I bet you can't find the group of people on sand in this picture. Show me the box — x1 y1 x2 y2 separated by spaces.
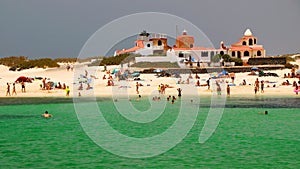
6 81 26 96
103 73 115 86
254 78 264 94
158 84 168 94
66 64 73 71
41 77 70 96
284 68 298 78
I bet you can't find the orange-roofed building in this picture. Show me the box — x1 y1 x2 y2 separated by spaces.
114 31 171 56
227 29 266 61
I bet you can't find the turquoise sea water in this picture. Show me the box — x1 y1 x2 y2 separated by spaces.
0 96 300 168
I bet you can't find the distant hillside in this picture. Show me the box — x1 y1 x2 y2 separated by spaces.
0 56 59 71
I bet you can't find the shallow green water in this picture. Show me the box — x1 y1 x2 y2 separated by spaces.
0 97 300 168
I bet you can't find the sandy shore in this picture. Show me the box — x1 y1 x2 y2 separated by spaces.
1 62 300 99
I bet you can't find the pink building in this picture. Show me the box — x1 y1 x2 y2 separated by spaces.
227 29 266 60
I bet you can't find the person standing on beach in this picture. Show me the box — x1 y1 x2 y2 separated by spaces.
160 84 165 94
136 82 139 94
196 80 200 87
207 78 210 90
21 81 26 93
6 83 11 96
42 77 46 90
158 85 161 94
255 78 260 92
230 72 235 84
12 83 17 96
294 85 299 95
65 86 70 96
254 85 258 94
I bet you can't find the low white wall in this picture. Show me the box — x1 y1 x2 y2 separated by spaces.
135 55 177 63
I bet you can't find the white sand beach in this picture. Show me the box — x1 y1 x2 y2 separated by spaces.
1 62 300 98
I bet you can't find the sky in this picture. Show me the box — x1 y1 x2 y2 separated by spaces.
0 0 300 58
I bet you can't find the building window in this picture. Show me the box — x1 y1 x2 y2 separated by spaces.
242 41 247 45
249 39 253 45
232 51 235 57
179 52 184 57
210 51 215 57
158 40 162 46
254 38 257 44
237 51 241 58
244 51 250 57
220 51 224 55
257 50 262 56
147 44 151 48
190 44 193 48
201 51 208 57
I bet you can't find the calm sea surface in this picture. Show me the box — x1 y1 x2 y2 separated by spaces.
0 96 300 168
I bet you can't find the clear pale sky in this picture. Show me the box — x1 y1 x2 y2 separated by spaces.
0 0 299 58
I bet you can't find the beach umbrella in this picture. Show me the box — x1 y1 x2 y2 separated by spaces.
221 70 228 75
111 68 120 74
15 76 32 83
296 70 300 74
251 67 259 71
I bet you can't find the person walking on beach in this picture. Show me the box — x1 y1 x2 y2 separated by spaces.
261 80 265 93
227 84 230 96
6 83 11 96
12 83 17 96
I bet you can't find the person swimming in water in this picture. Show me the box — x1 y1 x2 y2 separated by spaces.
42 111 52 118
